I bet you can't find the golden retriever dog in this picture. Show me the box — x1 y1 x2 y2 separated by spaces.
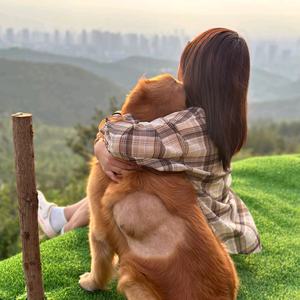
79 74 238 300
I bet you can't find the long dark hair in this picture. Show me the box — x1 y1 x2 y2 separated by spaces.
179 28 249 171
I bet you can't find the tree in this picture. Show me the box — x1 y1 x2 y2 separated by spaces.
66 96 120 178
0 183 21 260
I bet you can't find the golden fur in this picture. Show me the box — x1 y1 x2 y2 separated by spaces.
79 74 238 300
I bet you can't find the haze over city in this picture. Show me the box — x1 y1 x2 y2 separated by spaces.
1 0 300 39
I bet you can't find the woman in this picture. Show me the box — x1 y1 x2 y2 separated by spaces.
38 28 261 254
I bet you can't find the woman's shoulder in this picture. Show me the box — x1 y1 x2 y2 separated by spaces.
150 107 207 138
159 107 206 124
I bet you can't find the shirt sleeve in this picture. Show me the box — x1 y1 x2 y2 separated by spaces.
100 107 211 172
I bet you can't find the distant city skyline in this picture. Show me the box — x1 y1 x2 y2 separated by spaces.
1 0 300 39
1 25 300 82
0 26 191 62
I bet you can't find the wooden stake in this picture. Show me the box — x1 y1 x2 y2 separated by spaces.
12 112 45 300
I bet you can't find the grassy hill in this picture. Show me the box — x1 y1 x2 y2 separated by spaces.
0 155 299 300
0 58 126 126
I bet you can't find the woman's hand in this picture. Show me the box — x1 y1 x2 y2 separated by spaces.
94 141 139 183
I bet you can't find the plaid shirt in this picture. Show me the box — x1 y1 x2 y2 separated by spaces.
99 107 262 254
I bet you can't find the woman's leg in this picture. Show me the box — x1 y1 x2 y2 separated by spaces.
64 197 89 232
38 191 90 237
64 197 88 222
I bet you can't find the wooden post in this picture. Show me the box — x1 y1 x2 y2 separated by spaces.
12 112 45 300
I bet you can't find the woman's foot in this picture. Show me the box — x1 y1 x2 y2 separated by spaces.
37 191 67 238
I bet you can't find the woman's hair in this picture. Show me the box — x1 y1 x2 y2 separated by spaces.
179 28 250 171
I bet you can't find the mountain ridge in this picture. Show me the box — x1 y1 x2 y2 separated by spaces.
0 48 296 102
1 51 299 127
248 96 300 122
0 48 178 89
0 58 127 126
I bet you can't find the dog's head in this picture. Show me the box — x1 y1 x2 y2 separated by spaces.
121 74 186 122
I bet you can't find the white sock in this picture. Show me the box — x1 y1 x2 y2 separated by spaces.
50 207 67 233
60 225 66 235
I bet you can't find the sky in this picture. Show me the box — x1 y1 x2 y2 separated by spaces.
1 0 300 40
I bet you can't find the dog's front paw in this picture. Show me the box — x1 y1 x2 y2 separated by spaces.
79 272 101 291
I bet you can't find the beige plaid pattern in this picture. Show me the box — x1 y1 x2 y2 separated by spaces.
99 107 262 254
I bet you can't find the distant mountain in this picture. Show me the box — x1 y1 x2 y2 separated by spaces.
261 79 300 101
0 48 177 89
248 68 292 101
248 96 300 121
119 56 178 76
0 58 127 126
1 48 295 102
1 49 299 127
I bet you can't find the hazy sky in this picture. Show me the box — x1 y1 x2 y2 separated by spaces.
1 0 300 39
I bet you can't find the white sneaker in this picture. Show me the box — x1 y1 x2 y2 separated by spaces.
37 191 59 238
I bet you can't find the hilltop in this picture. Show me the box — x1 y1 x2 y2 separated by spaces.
0 58 127 126
0 155 299 300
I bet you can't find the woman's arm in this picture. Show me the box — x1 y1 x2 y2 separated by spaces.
99 107 209 173
94 140 140 183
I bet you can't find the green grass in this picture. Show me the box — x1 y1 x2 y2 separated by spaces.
0 155 299 300
0 228 125 300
